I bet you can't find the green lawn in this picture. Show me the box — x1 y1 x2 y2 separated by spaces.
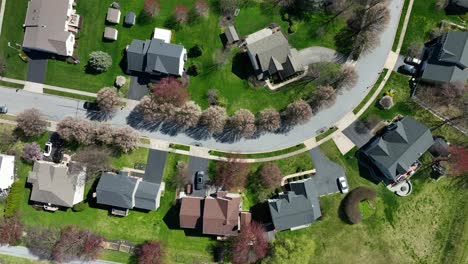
43 89 96 102
0 0 346 114
270 139 468 263
401 0 466 54
208 143 306 159
0 254 50 264
392 0 410 51
353 69 388 114
13 151 214 263
0 80 24 89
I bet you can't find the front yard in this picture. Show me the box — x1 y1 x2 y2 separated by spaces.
0 0 346 114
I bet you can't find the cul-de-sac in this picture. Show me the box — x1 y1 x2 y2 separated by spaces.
0 0 466 263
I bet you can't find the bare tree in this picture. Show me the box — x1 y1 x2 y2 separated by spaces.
56 117 95 145
259 163 282 189
335 64 358 91
174 5 189 24
73 147 112 180
135 241 165 264
22 143 42 162
200 106 228 134
52 226 104 263
144 0 160 17
111 126 138 153
94 123 114 145
25 227 61 260
173 101 202 128
0 215 24 246
283 100 313 126
229 109 256 138
16 108 47 138
257 108 281 133
150 77 189 107
441 81 467 104
96 87 120 113
214 158 250 191
173 161 189 188
309 85 337 112
138 96 177 122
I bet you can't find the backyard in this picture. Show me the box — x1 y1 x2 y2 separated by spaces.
0 0 346 114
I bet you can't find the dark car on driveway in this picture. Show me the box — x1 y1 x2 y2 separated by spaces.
399 64 417 76
195 171 204 190
83 101 100 111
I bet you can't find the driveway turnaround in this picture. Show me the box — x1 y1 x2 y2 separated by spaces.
308 147 345 196
342 120 373 148
26 51 48 83
188 156 209 197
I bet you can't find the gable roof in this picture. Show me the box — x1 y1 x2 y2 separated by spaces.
96 172 138 209
202 192 241 236
127 38 185 76
22 0 74 56
27 161 85 207
134 181 159 210
422 31 468 83
225 26 239 44
0 154 15 190
268 178 321 231
246 32 302 78
361 117 434 182
179 196 204 229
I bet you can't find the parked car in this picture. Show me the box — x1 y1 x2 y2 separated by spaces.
338 177 349 194
404 56 422 65
195 171 204 190
43 142 53 157
83 101 100 111
0 105 7 114
399 65 417 75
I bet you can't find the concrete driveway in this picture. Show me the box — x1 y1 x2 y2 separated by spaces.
298 46 346 66
26 51 48 83
309 147 345 196
188 156 209 197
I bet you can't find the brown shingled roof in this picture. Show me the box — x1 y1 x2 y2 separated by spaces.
179 196 203 229
202 193 241 236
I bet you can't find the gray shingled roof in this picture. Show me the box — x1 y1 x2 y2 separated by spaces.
96 173 138 209
362 117 434 182
134 181 160 210
268 178 321 231
127 38 185 76
422 31 468 83
27 161 85 207
451 0 468 8
246 32 302 79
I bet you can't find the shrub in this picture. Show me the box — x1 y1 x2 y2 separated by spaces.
22 143 42 162
72 202 88 212
174 5 189 24
207 89 219 105
115 76 126 88
87 51 112 73
4 182 22 217
187 64 201 76
379 95 394 110
0 215 24 246
230 221 268 264
407 42 423 57
288 23 298 34
343 186 377 224
259 163 282 189
188 45 203 58
194 0 209 17
135 241 165 264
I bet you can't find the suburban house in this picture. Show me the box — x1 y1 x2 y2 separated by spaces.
126 28 187 76
27 160 86 211
244 26 304 81
22 0 81 57
420 31 468 84
96 150 165 216
268 178 322 231
0 154 15 192
179 192 250 237
360 116 434 185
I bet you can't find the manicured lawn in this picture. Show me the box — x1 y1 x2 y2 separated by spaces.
316 127 337 141
0 0 346 114
392 0 411 51
208 143 306 158
0 254 50 264
0 80 24 89
401 0 466 54
271 139 468 263
43 89 96 102
13 150 214 263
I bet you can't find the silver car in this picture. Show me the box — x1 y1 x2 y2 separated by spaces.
338 177 349 194
0 105 7 114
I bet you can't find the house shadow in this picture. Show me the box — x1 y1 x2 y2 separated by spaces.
219 33 228 48
231 52 254 80
445 5 468 15
355 149 383 185
119 48 128 74
250 202 272 224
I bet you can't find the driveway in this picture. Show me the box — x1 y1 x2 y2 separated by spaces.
342 120 373 148
298 46 346 65
143 149 167 183
26 51 48 83
128 75 150 100
188 156 209 197
308 147 345 196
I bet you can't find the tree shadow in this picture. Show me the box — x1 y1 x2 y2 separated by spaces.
338 194 353 224
213 127 242 143
160 121 186 136
334 28 354 56
185 125 212 141
231 52 254 80
86 110 115 122
126 108 163 132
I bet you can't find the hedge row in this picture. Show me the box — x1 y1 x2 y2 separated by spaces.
4 181 23 217
343 186 377 224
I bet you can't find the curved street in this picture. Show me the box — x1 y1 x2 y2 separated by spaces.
0 0 404 153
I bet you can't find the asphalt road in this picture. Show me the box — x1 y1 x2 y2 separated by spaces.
0 245 121 264
0 0 403 153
